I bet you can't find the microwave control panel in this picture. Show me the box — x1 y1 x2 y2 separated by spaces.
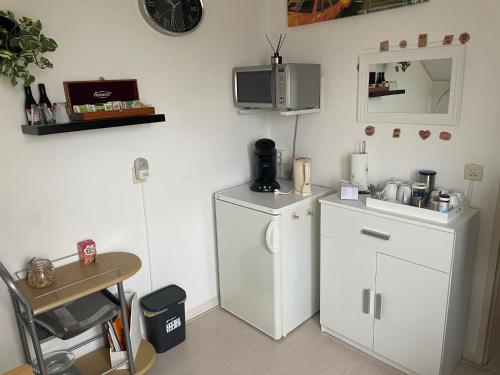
276 66 287 110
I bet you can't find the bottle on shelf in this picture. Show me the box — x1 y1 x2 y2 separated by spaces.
38 84 53 124
376 72 386 87
38 84 52 109
24 85 37 125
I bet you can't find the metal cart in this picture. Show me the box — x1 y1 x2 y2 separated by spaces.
0 252 155 375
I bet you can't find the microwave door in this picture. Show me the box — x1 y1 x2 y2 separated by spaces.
233 66 275 109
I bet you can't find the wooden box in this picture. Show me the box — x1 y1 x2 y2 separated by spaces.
63 79 155 121
368 87 390 94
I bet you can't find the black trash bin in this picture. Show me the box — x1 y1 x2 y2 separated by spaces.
140 284 187 353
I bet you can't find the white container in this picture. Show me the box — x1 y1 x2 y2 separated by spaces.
351 153 368 192
366 197 470 224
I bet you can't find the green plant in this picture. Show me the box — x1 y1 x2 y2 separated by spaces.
395 61 411 73
0 10 58 86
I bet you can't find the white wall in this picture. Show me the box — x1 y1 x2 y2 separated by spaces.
431 80 451 114
0 0 269 371
266 0 500 358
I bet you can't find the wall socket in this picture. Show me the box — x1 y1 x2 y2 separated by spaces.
276 149 291 179
464 163 484 182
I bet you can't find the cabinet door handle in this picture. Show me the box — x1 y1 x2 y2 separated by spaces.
362 289 371 314
361 229 391 241
374 293 382 320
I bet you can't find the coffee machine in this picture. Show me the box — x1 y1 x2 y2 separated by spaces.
251 139 280 192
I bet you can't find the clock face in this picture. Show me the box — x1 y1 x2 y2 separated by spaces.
140 0 204 35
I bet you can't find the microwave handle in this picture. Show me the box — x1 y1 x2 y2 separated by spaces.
271 65 277 108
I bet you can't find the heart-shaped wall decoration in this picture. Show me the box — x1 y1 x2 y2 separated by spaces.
419 130 431 140
393 128 401 138
365 126 375 136
440 131 452 141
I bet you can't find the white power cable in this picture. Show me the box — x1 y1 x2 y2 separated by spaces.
140 183 154 293
274 189 293 196
467 180 474 200
292 114 300 160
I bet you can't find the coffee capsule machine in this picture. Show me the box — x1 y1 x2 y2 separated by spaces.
250 139 280 192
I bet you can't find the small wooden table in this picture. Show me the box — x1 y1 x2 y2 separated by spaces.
1 252 155 375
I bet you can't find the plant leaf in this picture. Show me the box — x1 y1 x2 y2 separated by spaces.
39 56 53 69
41 36 57 52
0 10 58 86
0 50 15 60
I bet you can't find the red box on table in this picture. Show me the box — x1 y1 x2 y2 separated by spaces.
77 239 97 265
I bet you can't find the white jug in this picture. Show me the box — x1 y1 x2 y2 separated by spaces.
293 157 312 195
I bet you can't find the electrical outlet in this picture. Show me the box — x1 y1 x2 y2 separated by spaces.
276 149 286 165
464 163 484 182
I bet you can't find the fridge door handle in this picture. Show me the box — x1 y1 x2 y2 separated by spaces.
265 220 279 255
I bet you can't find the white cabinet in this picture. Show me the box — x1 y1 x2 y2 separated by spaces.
320 236 376 348
320 194 478 375
374 254 449 375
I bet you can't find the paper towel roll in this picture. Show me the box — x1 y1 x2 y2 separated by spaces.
351 153 369 191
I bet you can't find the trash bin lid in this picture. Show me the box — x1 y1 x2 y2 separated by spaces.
140 284 186 313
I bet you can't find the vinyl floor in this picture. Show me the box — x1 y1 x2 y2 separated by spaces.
149 308 498 375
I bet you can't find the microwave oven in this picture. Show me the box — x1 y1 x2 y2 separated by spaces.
233 63 321 111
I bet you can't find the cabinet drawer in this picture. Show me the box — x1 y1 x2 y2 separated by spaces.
321 204 454 273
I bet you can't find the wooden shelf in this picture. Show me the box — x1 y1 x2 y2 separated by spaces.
21 114 165 136
75 340 155 375
369 89 406 98
15 252 141 315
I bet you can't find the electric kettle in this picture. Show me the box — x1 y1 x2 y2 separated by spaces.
293 157 312 195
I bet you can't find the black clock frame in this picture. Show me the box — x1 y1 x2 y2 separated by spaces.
138 0 204 36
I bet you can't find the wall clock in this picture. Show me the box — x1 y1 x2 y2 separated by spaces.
138 0 204 36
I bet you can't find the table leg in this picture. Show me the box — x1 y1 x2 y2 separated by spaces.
117 282 136 374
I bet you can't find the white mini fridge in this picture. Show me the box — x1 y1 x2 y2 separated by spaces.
215 180 331 340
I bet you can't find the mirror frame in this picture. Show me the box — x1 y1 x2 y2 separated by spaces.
357 45 465 126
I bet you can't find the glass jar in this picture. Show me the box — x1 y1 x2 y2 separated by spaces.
27 258 55 289
438 194 451 213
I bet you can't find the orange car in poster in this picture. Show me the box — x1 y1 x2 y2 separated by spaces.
288 0 429 27
288 0 351 27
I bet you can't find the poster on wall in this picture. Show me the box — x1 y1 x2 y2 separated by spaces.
288 0 430 28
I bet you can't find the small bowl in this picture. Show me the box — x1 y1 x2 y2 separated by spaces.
32 350 75 374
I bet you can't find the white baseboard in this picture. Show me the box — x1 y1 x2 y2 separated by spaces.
186 297 219 322
462 350 475 362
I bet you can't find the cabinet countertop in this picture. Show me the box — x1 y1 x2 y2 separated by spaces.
320 193 478 233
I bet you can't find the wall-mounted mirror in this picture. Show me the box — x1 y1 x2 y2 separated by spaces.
357 46 465 125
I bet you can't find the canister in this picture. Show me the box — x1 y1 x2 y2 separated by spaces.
419 170 437 195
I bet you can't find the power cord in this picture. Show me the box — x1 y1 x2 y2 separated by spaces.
274 189 293 195
467 180 474 199
140 183 154 293
292 114 300 160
